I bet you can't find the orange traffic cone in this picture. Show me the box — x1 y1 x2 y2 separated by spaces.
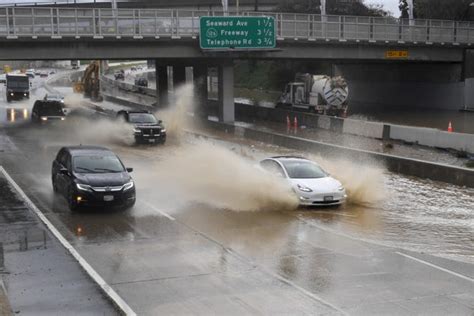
448 121 453 133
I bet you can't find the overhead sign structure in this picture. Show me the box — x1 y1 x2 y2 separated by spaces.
200 16 276 50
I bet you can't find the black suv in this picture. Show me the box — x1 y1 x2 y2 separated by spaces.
117 110 166 144
31 100 66 123
51 146 136 210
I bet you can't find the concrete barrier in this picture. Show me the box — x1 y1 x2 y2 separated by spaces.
205 120 474 188
102 74 474 154
343 118 385 139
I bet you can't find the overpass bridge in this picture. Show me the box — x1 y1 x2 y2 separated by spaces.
1 7 473 121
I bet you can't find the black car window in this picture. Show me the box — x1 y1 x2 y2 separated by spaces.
38 102 64 116
260 160 286 177
65 153 72 171
281 160 328 179
73 155 125 173
128 113 157 124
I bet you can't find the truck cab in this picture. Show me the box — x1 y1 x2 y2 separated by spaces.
6 74 30 102
278 82 308 109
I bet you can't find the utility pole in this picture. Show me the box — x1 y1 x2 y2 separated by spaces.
320 0 327 16
321 0 327 37
222 0 229 16
407 0 414 19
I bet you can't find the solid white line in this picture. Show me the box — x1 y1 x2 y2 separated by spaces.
0 166 137 316
140 200 176 221
396 252 474 283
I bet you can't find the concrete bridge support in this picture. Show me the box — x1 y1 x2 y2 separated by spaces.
172 65 187 89
464 50 474 110
156 63 169 107
217 61 235 122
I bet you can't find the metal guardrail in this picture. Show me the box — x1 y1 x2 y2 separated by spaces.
0 7 473 45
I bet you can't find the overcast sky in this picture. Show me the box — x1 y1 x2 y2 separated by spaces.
364 0 401 16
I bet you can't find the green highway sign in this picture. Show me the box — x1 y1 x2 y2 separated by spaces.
200 16 276 50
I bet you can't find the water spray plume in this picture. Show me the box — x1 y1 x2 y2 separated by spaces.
153 141 299 212
309 154 386 206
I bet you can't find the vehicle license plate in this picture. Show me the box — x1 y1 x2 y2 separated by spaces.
104 195 114 202
148 139 156 143
324 196 333 201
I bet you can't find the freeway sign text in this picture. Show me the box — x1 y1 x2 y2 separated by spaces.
200 16 276 50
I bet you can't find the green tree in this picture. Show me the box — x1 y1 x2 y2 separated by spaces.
399 0 409 18
413 0 472 20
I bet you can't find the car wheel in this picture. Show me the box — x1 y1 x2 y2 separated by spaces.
68 189 78 211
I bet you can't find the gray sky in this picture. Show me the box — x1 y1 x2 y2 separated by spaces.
364 0 401 16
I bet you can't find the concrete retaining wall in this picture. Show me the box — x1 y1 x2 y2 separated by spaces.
205 120 474 188
101 75 156 97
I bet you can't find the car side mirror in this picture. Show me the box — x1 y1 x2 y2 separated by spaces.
126 168 133 173
158 120 162 124
60 167 69 175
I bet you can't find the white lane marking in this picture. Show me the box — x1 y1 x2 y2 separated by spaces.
396 252 474 283
139 200 176 221
0 166 137 316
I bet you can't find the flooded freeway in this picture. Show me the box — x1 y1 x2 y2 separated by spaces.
0 92 473 314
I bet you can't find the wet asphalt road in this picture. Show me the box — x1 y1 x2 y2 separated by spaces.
0 88 473 315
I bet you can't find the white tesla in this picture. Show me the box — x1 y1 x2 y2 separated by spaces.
260 156 347 206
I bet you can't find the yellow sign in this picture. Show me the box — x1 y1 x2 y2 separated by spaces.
385 50 408 59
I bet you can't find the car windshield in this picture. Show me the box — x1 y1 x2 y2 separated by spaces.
281 160 327 179
73 155 124 173
47 95 62 100
38 103 64 116
128 113 157 124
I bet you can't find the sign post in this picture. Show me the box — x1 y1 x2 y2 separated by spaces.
200 16 276 50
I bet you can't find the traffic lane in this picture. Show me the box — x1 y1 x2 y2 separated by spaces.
1 117 473 314
0 122 343 314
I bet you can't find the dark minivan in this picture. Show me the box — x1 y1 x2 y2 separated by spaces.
52 146 136 211
31 100 66 123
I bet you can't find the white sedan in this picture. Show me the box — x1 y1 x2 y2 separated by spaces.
260 156 347 206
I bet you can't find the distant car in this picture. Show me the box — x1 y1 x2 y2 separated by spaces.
0 74 6 84
114 72 125 80
51 146 136 211
31 100 66 123
134 77 148 87
44 93 64 104
136 65 143 70
130 66 137 71
25 70 35 78
40 72 48 78
259 156 347 206
34 70 41 76
49 70 56 75
117 110 166 144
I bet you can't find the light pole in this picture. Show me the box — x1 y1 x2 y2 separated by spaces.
320 0 327 37
408 0 414 25
222 0 229 16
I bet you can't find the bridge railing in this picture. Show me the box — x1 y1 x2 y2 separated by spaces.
0 7 473 45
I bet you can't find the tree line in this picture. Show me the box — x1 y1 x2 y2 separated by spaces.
276 0 474 20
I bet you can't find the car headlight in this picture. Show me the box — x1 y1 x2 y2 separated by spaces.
338 185 345 191
24 93 27 96
123 181 134 191
133 128 141 133
60 117 66 121
10 93 14 96
41 116 48 121
76 183 92 192
161 129 166 133
297 184 313 192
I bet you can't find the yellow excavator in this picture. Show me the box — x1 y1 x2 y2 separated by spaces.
73 60 103 102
